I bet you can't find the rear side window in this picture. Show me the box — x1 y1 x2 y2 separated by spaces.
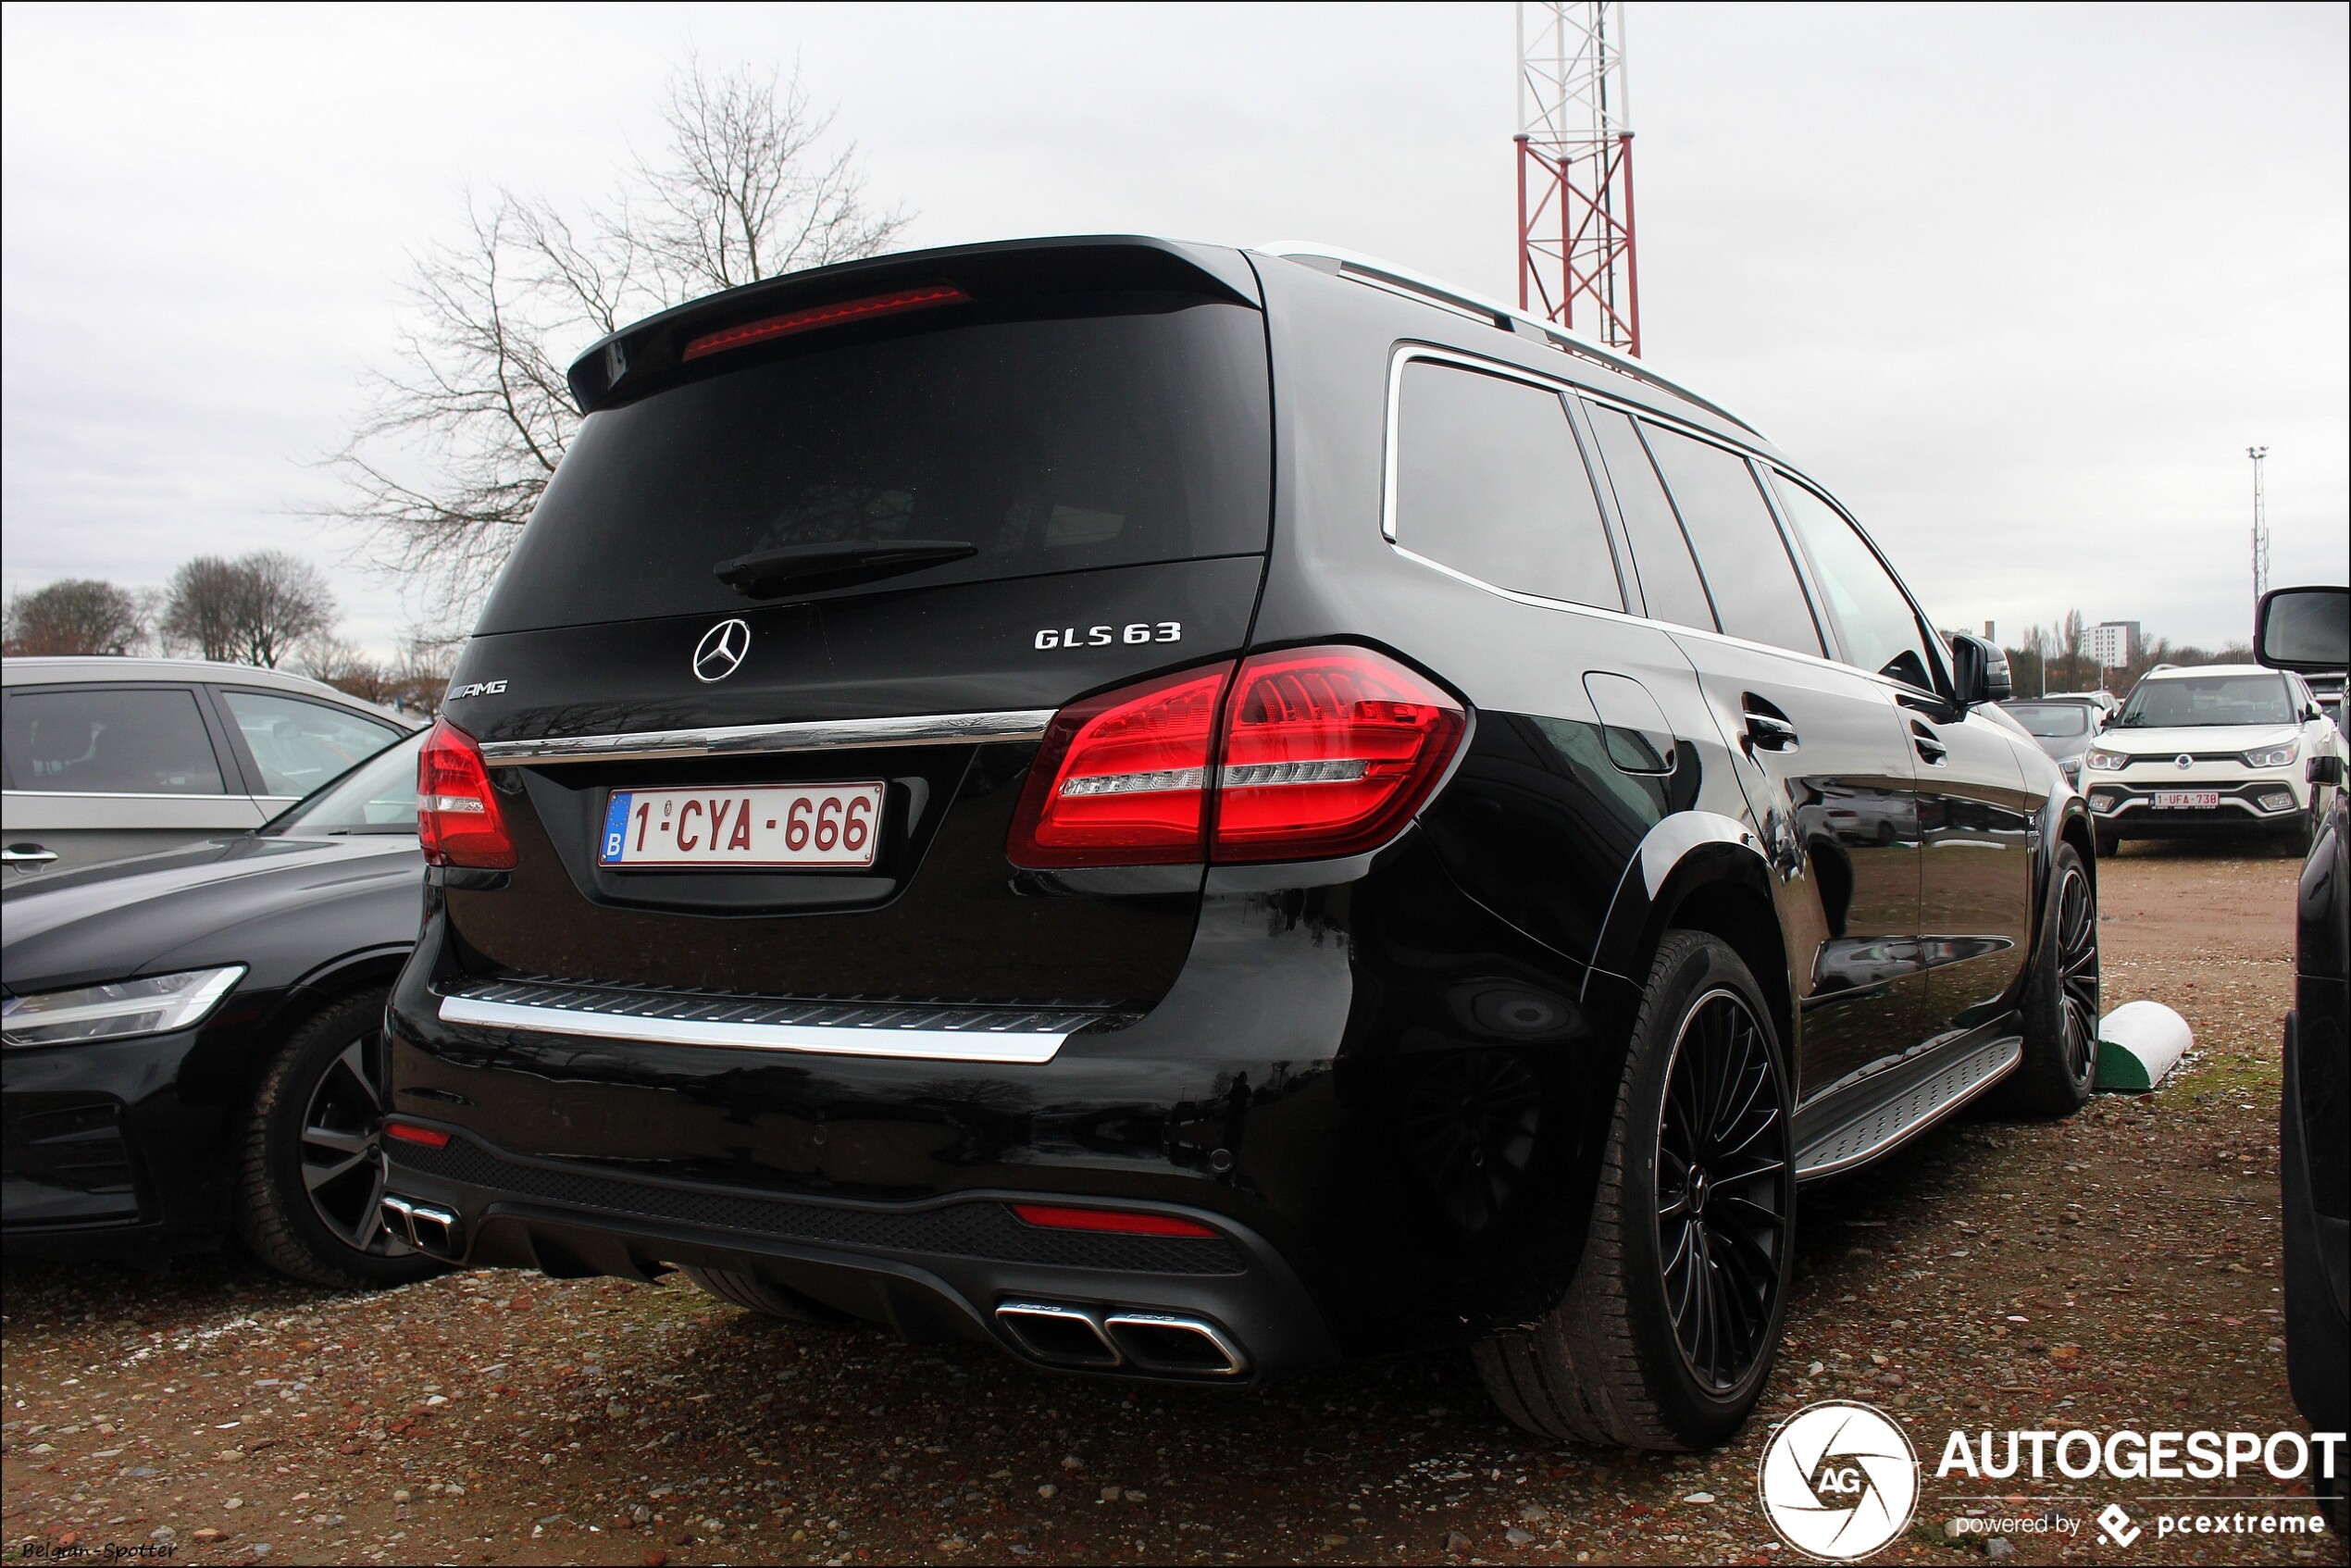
1582 406 1716 630
3 688 226 795
479 299 1272 633
218 690 404 798
1769 475 1939 691
1390 360 1623 610
1639 425 1824 657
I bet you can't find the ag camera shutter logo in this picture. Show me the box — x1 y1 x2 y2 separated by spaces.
1757 1400 1920 1561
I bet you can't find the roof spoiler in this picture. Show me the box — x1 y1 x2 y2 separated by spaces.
565 236 1261 414
1255 241 1763 440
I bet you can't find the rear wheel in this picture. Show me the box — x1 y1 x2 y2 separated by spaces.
235 989 440 1288
1474 932 1794 1450
679 1264 854 1326
1997 843 2100 1117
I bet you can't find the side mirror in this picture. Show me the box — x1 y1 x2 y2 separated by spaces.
1949 632 2012 708
2255 585 2350 673
2310 754 2345 788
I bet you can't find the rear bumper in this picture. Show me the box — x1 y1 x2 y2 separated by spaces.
382 1123 1337 1382
0 1026 230 1259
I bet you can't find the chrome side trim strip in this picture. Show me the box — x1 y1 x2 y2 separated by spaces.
476 708 1056 765
437 993 1069 1064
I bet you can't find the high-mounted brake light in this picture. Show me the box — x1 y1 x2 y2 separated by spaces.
417 717 516 870
680 284 971 362
1006 646 1465 869
1010 1202 1219 1238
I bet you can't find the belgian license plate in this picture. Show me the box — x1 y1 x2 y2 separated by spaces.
598 783 885 867
2152 790 2220 810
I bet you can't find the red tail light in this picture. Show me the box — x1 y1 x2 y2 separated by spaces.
680 284 971 361
417 717 516 870
1006 647 1464 869
1212 648 1466 862
1010 1202 1219 1238
1007 664 1232 867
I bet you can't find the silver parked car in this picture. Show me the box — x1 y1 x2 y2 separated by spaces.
2 657 419 877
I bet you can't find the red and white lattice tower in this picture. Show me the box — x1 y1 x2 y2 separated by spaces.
1516 1 1640 355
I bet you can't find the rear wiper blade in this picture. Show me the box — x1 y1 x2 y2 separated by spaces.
715 540 976 600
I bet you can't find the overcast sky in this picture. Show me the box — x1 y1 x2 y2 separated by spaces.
5 2 2345 657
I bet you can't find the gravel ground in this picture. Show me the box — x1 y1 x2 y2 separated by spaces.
6 838 2345 1566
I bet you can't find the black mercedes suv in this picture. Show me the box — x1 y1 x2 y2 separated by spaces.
380 236 2099 1450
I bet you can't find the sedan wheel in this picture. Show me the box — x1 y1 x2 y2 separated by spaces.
236 987 442 1288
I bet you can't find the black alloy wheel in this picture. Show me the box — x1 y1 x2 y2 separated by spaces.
2052 858 2101 1089
298 1032 405 1258
1655 988 1792 1392
236 988 441 1288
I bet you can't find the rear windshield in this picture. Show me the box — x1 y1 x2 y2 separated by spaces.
479 297 1272 633
2003 702 2091 738
2117 673 2295 728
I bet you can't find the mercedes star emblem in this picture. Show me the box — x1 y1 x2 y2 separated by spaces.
693 618 752 683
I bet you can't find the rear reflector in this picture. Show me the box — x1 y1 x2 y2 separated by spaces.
1005 646 1464 868
417 718 516 870
680 284 971 361
1010 1203 1219 1238
382 1122 453 1149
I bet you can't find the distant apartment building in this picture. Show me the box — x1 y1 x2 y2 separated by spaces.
2077 620 2140 668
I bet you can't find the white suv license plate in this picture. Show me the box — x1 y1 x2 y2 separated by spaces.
598 783 885 868
2152 790 2221 810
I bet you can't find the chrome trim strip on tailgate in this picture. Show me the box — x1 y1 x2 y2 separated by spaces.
437 994 1072 1064
476 709 1056 766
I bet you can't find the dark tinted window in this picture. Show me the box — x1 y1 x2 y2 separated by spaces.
219 690 402 797
4 688 226 794
1769 475 1937 690
479 300 1272 633
1640 425 1823 656
1583 406 1716 630
1391 361 1622 610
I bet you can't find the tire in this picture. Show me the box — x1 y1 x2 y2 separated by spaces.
1473 931 1795 1450
2093 828 2121 858
1996 842 2100 1118
234 988 441 1288
679 1263 854 1326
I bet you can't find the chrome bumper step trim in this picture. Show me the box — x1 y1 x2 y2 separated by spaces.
436 993 1073 1064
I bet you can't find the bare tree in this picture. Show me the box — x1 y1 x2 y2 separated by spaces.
163 551 337 668
3 579 150 656
329 61 908 637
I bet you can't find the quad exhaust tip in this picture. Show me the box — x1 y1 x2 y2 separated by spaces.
380 1193 463 1257
994 1300 1247 1378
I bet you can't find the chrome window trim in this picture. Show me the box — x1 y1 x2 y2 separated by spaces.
0 788 250 802
437 993 1071 1064
475 708 1056 766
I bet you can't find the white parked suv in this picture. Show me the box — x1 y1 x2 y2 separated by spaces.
2083 663 2345 855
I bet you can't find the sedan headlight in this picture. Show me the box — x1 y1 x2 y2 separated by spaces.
2084 748 2129 772
2243 740 2300 769
2 966 246 1049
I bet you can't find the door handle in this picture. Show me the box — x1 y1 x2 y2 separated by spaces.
1910 721 1949 765
1744 712 1800 753
2 842 59 868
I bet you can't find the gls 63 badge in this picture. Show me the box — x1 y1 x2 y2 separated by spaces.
1035 622 1182 650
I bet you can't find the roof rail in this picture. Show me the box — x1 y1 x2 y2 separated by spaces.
1255 242 1764 439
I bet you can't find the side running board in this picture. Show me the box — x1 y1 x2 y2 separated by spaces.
1793 1031 2021 1181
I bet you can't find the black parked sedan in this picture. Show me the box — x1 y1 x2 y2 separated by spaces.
3 731 433 1286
